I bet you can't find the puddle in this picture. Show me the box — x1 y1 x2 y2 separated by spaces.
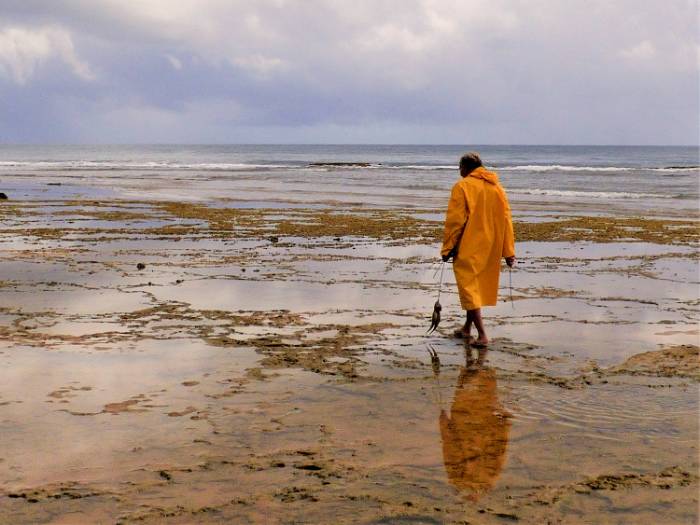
152 277 422 313
518 241 695 259
0 339 260 489
0 289 153 315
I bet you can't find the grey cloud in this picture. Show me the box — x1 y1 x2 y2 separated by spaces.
0 0 697 144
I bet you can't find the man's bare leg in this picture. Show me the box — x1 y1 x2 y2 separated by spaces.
454 310 474 339
454 310 474 340
464 310 473 341
469 308 488 346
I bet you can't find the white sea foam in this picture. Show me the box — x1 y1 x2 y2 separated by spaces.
394 165 455 170
0 161 295 171
510 189 672 199
498 164 699 173
499 164 632 172
0 160 697 173
317 163 698 172
328 163 697 172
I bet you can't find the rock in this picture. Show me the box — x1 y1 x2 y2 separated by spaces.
136 263 146 270
0 192 7 200
269 236 279 243
295 464 322 471
308 162 371 167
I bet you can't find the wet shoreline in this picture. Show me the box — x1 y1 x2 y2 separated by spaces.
0 195 698 524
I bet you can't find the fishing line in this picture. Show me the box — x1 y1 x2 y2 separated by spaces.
509 265 514 309
437 260 445 302
431 261 443 280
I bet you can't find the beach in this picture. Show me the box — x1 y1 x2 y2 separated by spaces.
0 145 698 524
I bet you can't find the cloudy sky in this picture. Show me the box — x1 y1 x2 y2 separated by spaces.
0 1 697 144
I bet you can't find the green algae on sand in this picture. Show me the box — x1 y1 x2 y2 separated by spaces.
1 199 698 245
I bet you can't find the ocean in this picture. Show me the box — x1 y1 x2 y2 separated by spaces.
0 145 697 215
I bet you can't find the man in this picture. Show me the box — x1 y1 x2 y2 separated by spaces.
441 152 515 346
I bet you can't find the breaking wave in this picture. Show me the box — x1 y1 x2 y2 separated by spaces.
510 189 674 199
0 161 296 171
0 161 697 173
498 164 699 173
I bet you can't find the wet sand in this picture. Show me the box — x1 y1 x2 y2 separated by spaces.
0 197 698 524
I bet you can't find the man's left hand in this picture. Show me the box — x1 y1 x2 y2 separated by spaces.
442 248 457 262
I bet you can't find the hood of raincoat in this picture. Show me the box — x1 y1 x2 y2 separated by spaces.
467 166 499 185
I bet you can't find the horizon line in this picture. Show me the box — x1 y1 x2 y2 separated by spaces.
0 143 697 148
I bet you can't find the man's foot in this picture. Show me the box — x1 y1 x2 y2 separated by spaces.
453 326 470 340
471 335 489 347
454 328 479 345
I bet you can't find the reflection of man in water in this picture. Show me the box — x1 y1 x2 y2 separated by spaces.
439 349 511 500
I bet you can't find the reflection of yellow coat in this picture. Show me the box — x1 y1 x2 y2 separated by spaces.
441 167 515 310
439 367 510 498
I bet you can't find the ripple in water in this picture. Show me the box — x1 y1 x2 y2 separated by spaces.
506 383 697 444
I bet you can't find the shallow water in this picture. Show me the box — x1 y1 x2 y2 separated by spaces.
0 177 698 523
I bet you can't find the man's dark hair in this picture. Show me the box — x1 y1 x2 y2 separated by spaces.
459 152 482 173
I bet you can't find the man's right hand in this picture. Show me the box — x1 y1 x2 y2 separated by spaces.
505 256 516 267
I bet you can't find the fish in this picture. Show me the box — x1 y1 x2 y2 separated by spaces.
427 299 442 334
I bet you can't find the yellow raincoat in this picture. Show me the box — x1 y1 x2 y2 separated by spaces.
441 167 515 310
